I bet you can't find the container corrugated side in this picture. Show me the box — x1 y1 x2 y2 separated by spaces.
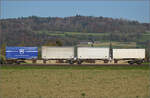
77 47 110 59
42 46 74 59
113 49 145 59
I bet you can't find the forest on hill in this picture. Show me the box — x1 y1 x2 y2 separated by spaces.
0 15 150 47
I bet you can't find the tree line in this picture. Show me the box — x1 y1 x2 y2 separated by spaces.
0 15 150 46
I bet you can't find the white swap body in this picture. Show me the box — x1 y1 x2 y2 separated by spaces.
113 49 145 64
77 47 110 64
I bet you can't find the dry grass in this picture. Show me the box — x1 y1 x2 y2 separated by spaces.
0 68 150 98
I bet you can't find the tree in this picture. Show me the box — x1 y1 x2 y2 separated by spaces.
145 40 150 62
56 40 63 46
0 43 7 60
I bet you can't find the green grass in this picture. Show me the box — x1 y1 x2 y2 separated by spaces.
65 32 109 36
36 30 150 48
138 31 150 42
0 65 149 70
139 34 150 42
37 30 150 42
37 31 109 38
92 42 137 48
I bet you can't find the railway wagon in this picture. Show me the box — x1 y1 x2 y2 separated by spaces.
113 49 145 64
42 46 75 64
5 47 38 64
77 47 110 64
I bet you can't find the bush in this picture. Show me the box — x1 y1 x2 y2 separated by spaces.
0 55 6 64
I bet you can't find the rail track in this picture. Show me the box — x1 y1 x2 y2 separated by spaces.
0 63 149 66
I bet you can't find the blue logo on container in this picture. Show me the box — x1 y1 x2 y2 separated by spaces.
19 49 24 54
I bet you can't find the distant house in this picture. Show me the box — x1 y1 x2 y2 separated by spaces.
79 41 93 45
94 41 100 44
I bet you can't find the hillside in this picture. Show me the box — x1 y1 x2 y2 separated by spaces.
0 15 150 46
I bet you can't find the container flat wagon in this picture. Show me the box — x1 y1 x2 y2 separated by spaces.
42 46 75 64
77 47 110 64
113 49 145 64
5 47 38 64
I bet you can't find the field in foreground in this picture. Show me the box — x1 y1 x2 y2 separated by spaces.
0 65 150 98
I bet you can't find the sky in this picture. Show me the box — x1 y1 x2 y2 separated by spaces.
1 0 150 23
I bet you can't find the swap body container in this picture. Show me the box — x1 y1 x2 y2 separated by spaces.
42 46 74 59
77 47 110 59
6 47 38 59
113 49 145 59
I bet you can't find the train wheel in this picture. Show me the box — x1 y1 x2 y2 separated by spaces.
77 60 82 64
114 60 118 63
128 61 134 65
69 60 74 64
104 60 109 63
136 61 142 65
16 61 20 64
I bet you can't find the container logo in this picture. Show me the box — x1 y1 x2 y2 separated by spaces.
19 49 24 54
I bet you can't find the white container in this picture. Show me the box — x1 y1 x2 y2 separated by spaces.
77 47 110 59
42 46 74 59
113 49 145 59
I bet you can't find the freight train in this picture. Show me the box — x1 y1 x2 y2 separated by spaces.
0 46 145 65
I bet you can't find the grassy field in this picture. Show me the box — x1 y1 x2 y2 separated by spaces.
37 31 150 42
77 41 137 48
37 30 150 48
141 31 150 41
0 65 150 98
91 42 137 48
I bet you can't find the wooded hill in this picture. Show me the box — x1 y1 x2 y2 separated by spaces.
0 15 150 46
